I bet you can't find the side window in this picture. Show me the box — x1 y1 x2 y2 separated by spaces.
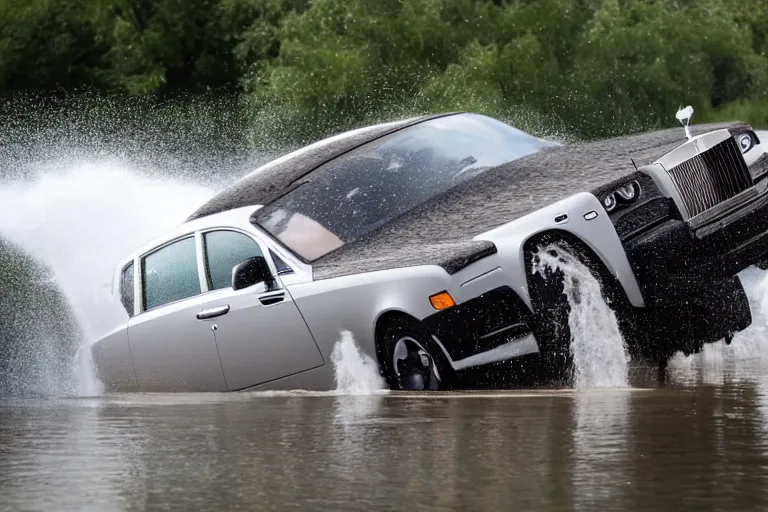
120 263 134 316
142 236 201 311
203 230 265 291
270 250 294 275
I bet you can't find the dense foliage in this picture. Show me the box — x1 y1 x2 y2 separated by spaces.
1 0 767 143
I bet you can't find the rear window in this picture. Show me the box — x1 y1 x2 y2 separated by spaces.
142 237 201 311
252 113 552 261
120 263 134 316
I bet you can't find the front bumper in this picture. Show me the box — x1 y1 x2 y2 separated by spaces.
421 285 535 364
624 177 768 305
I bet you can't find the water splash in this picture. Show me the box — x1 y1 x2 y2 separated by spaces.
330 330 387 395
532 244 630 388
73 345 104 396
0 162 215 395
667 265 768 385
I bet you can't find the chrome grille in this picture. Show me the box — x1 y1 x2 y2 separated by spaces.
666 137 753 217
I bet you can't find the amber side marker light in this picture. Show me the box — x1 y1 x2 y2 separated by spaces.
429 291 456 311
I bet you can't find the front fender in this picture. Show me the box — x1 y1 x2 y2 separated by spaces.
474 192 645 309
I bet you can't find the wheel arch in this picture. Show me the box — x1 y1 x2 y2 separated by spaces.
521 228 631 311
476 191 645 309
372 309 424 374
520 228 642 380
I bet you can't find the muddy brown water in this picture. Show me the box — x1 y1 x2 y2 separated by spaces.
2 359 768 511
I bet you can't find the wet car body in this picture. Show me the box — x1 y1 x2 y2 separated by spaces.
91 112 768 392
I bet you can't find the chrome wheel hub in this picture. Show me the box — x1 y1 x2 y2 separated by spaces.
392 336 440 390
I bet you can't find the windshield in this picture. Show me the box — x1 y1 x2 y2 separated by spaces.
253 113 554 262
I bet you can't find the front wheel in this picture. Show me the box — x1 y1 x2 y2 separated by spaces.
379 320 454 390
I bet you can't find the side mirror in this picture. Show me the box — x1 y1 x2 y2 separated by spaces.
232 256 275 291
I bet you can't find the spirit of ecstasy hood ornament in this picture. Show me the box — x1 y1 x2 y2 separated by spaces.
676 105 694 140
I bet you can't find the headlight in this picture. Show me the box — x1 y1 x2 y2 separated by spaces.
731 128 760 154
739 133 755 153
615 182 639 203
602 180 640 213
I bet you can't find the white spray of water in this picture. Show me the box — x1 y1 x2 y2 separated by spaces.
532 244 630 388
330 330 387 395
0 159 388 397
0 161 214 395
667 265 768 384
230 332 387 396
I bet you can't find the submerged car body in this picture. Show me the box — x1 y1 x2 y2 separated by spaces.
92 111 768 392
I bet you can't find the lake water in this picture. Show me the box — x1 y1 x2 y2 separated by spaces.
3 357 768 511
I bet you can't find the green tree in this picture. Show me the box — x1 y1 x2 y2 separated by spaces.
95 0 255 94
2 0 768 143
0 0 107 90
567 0 768 137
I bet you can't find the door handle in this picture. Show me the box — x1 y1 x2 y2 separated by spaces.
197 305 230 320
259 293 285 306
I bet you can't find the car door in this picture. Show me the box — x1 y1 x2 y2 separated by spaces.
197 229 324 391
128 235 228 392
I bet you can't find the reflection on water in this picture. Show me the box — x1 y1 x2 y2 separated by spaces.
3 378 768 510
667 267 768 388
571 390 630 510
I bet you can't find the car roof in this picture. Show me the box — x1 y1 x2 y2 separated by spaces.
185 112 462 221
112 113 457 279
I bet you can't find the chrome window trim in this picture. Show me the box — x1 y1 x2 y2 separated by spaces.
132 255 140 317
270 249 295 276
195 231 208 294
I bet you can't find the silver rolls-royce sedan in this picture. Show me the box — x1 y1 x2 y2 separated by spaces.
91 110 768 392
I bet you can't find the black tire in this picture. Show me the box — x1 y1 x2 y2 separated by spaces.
525 234 752 381
527 251 575 384
634 275 751 362
378 318 455 390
